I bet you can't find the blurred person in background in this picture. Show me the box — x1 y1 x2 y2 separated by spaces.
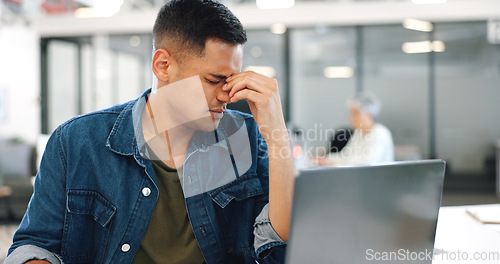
315 91 394 166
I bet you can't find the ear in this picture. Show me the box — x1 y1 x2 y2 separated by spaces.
152 49 173 83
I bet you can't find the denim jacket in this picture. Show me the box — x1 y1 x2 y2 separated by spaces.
5 89 286 264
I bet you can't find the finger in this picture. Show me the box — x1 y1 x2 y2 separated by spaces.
223 71 270 94
225 75 268 98
225 70 259 83
226 75 255 97
230 88 261 104
222 71 249 91
230 79 269 99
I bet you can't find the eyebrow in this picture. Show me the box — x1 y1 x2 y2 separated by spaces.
209 73 228 80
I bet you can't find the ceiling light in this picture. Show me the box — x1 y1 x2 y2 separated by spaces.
432 40 446 52
411 0 447 4
257 0 294 9
75 7 95 18
402 40 446 53
403 18 433 32
75 0 123 18
323 66 354 79
270 23 287 34
402 41 431 53
244 66 277 78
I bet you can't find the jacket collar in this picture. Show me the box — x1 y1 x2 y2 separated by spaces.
105 88 151 156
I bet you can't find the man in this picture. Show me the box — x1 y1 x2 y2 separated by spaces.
5 0 294 263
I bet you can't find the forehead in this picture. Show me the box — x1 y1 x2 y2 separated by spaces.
194 39 243 74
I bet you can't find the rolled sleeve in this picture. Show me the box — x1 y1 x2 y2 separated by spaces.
4 245 63 264
253 203 286 259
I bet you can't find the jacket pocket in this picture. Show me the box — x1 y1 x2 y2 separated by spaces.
62 190 117 264
66 190 116 226
209 173 264 208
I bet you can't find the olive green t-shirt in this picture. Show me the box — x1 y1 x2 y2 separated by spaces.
131 159 205 264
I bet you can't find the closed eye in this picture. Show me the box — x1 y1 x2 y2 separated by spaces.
206 73 228 85
206 79 220 85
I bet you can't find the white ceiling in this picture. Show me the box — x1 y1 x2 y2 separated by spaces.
32 0 500 37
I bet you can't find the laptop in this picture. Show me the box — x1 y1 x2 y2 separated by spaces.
285 160 446 264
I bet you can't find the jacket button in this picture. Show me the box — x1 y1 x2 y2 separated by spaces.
121 243 130 252
142 187 151 197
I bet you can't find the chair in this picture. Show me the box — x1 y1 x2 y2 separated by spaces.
0 185 14 221
496 140 500 199
327 127 353 154
0 139 35 221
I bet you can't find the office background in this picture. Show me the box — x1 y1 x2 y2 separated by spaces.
0 0 500 261
0 0 499 201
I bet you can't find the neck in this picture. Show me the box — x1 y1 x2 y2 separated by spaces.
164 126 194 168
142 89 195 169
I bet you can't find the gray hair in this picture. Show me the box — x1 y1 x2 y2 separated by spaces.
347 91 382 118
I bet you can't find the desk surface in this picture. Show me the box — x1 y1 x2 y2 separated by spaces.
433 204 500 263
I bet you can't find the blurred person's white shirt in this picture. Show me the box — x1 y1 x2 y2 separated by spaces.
326 123 394 166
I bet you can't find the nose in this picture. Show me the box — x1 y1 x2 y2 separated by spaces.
216 85 231 104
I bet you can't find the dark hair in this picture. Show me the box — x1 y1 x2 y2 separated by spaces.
153 0 247 61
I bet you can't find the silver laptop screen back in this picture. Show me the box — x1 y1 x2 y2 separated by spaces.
286 160 445 264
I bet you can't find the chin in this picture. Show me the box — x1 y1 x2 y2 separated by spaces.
193 117 220 132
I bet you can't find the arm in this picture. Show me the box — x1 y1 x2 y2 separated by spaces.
5 129 66 263
5 245 63 264
224 71 295 241
265 126 295 241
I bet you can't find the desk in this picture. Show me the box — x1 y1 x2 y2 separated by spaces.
433 204 500 263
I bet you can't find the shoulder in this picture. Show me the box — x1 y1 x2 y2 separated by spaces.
56 100 134 137
373 123 391 135
373 123 393 143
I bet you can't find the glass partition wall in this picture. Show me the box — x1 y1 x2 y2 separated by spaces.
42 34 152 134
434 22 500 175
362 25 430 160
290 26 357 151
